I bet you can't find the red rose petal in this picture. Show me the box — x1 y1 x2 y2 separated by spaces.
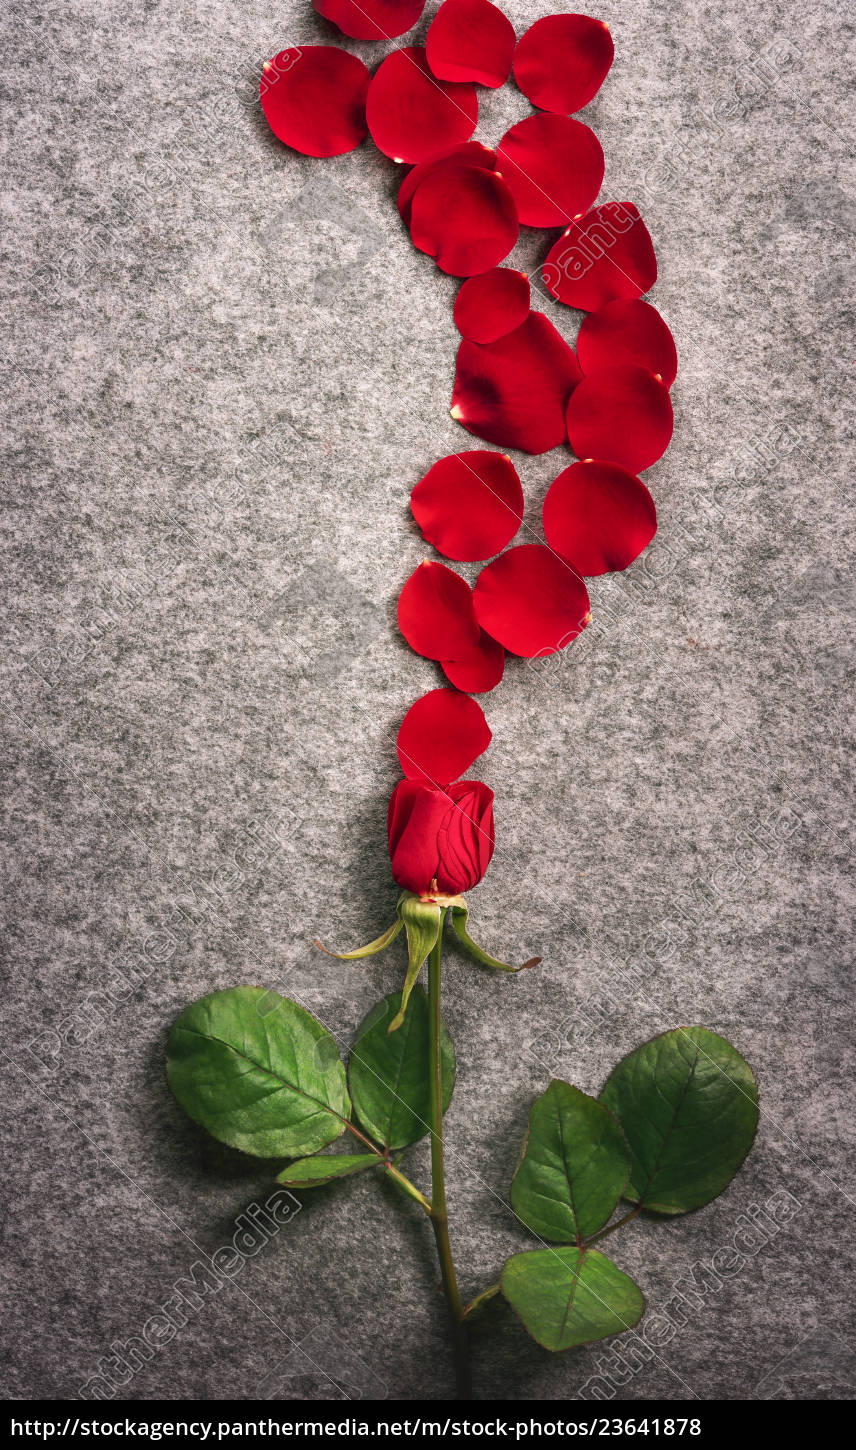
411 450 523 561
473 544 591 658
565 365 674 473
312 0 426 41
513 15 614 114
398 559 479 659
260 47 370 158
451 311 582 454
454 267 530 343
496 114 604 227
426 0 516 88
397 142 497 225
408 164 519 276
388 777 495 896
543 202 657 311
397 688 491 784
542 460 657 576
442 629 505 693
366 46 478 164
577 298 678 387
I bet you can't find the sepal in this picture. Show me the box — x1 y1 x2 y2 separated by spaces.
387 892 443 1033
449 900 540 973
314 918 403 960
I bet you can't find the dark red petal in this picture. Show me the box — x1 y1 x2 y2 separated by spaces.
451 311 582 455
496 115 604 226
397 688 491 784
408 164 518 276
397 142 497 225
426 0 516 88
565 365 674 473
542 460 657 576
442 629 505 693
435 779 495 894
513 14 614 114
454 267 530 343
577 298 678 387
366 46 478 164
387 778 494 895
312 0 426 41
260 48 370 158
398 559 480 660
543 202 657 311
411 450 523 561
473 544 591 658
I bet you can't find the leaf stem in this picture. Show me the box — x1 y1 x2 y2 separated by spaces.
342 1119 431 1213
428 927 472 1401
462 1283 500 1320
583 1204 642 1247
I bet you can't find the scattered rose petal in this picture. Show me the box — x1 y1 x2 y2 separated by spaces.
426 0 516 88
454 267 530 343
398 559 480 659
577 298 678 387
366 46 478 164
442 628 505 692
543 202 657 311
411 450 524 560
474 544 591 658
397 142 498 224
312 0 426 41
451 311 582 454
260 47 370 158
542 460 657 575
408 164 519 275
513 14 614 114
496 114 604 226
565 365 674 472
397 688 491 783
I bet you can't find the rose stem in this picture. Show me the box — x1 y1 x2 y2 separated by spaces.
427 924 472 1400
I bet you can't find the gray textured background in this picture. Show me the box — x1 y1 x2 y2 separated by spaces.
2 0 854 1404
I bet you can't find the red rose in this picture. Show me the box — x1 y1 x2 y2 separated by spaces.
387 778 495 896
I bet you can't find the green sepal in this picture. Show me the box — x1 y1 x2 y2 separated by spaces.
449 901 540 974
388 893 442 1033
314 918 403 961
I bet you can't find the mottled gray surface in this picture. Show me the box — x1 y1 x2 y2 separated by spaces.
1 0 854 1406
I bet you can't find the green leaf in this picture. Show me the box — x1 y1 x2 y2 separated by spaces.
599 1026 759 1215
388 895 442 1032
276 1153 380 1188
511 1081 630 1242
449 901 540 972
349 986 455 1150
501 1247 644 1352
166 986 350 1158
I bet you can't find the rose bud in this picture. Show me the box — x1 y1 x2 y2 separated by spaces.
388 778 495 898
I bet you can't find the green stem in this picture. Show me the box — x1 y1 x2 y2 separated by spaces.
584 1204 642 1247
428 928 472 1401
343 1120 431 1213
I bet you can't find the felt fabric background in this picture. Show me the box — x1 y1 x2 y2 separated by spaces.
1 0 853 1403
